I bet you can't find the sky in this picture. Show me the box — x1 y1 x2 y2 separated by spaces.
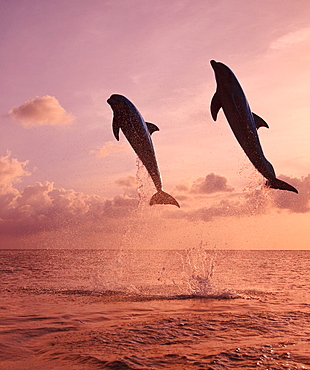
0 0 310 249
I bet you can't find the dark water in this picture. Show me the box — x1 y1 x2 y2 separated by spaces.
0 249 310 369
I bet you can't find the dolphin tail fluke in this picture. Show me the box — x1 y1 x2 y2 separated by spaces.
150 191 180 208
265 178 298 194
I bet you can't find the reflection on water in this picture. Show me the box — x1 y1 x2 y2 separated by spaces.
1 249 310 299
1 249 310 369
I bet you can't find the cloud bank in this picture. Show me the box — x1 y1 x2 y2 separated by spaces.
89 141 128 158
175 174 309 222
0 153 309 240
115 176 136 188
0 151 30 188
0 179 138 236
0 152 31 218
269 26 310 50
191 173 234 194
8 95 75 128
271 175 310 213
0 153 138 236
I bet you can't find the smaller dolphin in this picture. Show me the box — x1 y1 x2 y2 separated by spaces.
210 60 298 194
107 94 180 207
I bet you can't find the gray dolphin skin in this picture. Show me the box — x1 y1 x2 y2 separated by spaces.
107 94 180 207
210 60 298 194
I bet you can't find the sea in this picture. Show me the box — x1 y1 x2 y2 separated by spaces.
0 248 310 370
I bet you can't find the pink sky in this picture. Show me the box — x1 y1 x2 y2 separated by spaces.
0 0 309 249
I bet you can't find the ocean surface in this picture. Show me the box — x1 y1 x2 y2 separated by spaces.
0 248 310 369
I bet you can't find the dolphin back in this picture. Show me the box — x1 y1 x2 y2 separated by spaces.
266 178 298 194
150 190 180 207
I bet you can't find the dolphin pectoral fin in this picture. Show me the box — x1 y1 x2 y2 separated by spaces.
210 92 222 121
265 178 298 193
146 122 160 135
150 191 180 208
252 113 269 129
112 117 121 141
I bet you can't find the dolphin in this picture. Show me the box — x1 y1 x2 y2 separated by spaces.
210 60 298 194
107 94 180 207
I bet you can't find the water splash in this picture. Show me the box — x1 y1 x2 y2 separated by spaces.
109 159 223 298
179 242 216 296
136 157 155 209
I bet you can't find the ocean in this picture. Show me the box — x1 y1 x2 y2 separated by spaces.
0 248 309 369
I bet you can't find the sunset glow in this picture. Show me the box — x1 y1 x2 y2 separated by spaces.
0 0 309 249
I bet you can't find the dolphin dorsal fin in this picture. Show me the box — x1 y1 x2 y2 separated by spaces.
252 113 269 129
112 117 121 141
146 122 160 135
210 91 222 121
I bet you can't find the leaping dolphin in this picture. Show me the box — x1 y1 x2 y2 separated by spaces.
210 60 298 194
107 94 180 207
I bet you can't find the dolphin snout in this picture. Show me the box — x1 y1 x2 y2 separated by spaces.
107 94 126 105
107 94 120 105
210 60 217 68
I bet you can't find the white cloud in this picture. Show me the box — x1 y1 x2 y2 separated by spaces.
0 179 138 235
271 175 310 213
0 152 139 236
191 173 234 194
269 26 310 50
0 152 308 239
171 173 309 222
8 95 75 128
89 141 128 158
115 175 136 188
0 151 30 190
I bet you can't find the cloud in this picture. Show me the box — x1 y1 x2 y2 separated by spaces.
191 173 234 194
0 180 138 236
171 174 310 223
271 175 310 213
115 176 136 188
0 153 309 238
8 95 75 128
0 152 30 225
182 190 268 222
269 26 310 50
0 152 139 236
174 184 190 193
89 141 128 158
0 151 30 189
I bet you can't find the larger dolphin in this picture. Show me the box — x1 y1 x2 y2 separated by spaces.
107 94 180 207
210 60 298 194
